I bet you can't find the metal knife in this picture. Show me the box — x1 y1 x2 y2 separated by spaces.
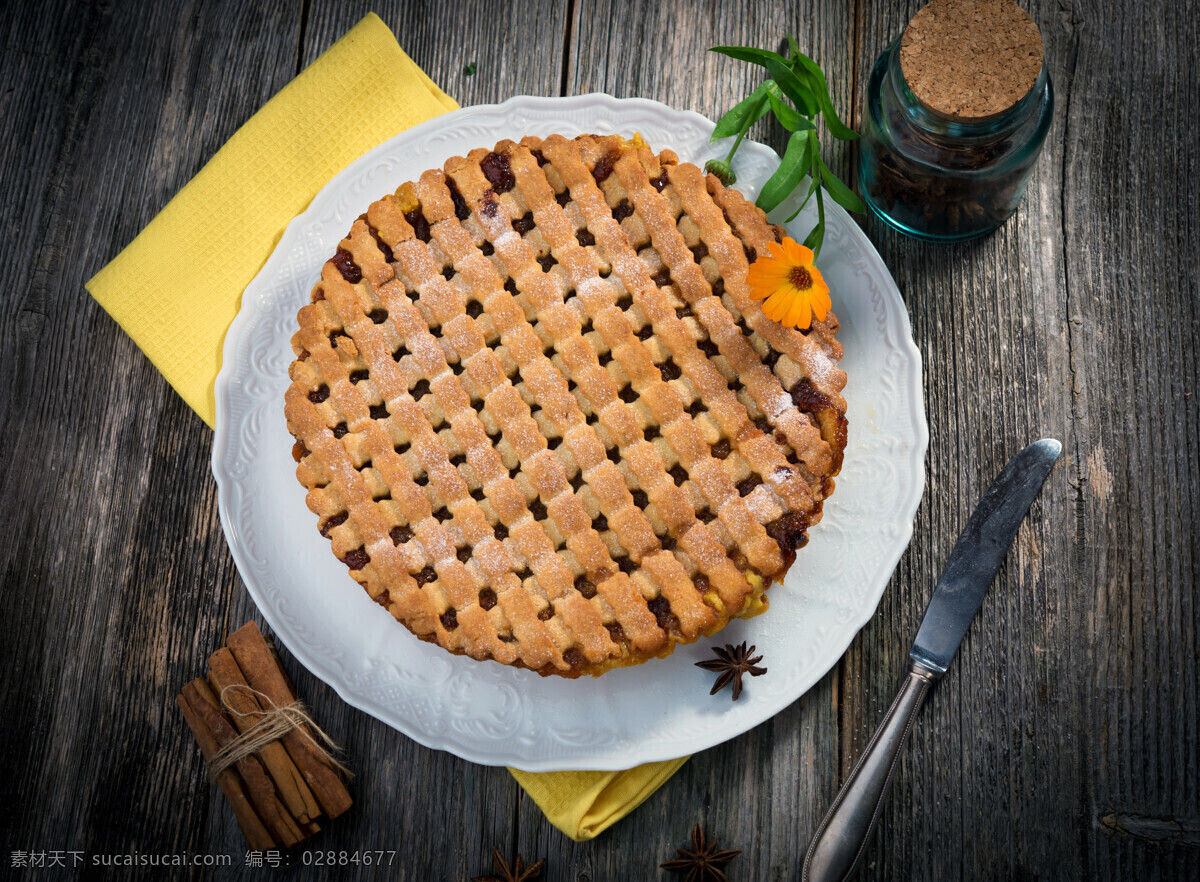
801 438 1062 882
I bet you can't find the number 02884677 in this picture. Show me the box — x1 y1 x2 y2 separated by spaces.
301 850 397 867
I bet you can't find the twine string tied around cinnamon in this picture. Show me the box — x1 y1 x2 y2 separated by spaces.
207 684 353 780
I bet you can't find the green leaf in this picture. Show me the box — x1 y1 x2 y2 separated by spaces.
762 55 818 116
786 34 802 63
789 51 858 140
711 81 772 140
711 45 818 116
784 135 821 221
817 155 867 214
803 187 827 258
765 82 814 132
711 45 790 68
784 181 816 221
756 130 810 214
708 37 856 241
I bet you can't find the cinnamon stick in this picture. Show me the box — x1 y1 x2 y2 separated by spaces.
227 622 352 818
182 679 304 847
176 693 275 851
207 647 321 825
299 819 322 838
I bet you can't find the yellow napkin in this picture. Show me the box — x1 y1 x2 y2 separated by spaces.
86 12 455 427
86 11 686 841
511 758 690 841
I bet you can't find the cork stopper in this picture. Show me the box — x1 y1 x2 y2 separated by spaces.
900 0 1043 121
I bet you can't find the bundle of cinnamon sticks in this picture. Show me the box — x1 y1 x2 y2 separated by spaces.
177 622 352 849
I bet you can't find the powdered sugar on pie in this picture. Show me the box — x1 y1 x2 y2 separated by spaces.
285 134 847 677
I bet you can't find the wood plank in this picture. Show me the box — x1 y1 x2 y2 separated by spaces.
562 0 858 178
845 0 1082 875
845 1 1200 879
0 1 567 877
301 1 569 107
0 0 302 866
210 2 571 879
1 0 1196 879
1059 0 1198 878
514 2 855 879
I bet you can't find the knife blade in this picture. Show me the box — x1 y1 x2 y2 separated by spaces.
910 437 1062 673
802 438 1061 882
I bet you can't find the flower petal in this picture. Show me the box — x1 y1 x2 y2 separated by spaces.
778 235 800 263
746 261 792 287
746 261 793 300
807 265 831 321
784 289 813 330
748 278 789 302
810 287 831 323
758 292 780 322
780 236 813 267
762 290 791 323
765 241 788 262
808 262 829 294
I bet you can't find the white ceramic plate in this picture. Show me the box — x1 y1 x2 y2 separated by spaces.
212 95 926 771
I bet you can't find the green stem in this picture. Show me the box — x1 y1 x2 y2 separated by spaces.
724 92 769 163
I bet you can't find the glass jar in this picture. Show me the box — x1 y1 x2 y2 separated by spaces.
858 38 1053 242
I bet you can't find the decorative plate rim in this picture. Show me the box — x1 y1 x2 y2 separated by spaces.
212 93 927 770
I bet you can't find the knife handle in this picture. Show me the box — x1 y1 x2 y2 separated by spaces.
802 662 939 882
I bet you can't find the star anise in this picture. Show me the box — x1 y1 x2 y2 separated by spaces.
471 847 545 882
660 823 742 882
695 641 767 701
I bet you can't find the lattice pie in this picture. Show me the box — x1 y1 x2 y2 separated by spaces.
286 134 847 676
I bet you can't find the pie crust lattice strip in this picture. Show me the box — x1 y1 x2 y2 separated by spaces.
285 134 847 677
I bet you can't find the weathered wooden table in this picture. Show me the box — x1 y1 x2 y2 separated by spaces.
2 0 1196 878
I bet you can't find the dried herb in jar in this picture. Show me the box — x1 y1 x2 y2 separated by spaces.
858 0 1053 242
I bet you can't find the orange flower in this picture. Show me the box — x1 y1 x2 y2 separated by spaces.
745 236 831 331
